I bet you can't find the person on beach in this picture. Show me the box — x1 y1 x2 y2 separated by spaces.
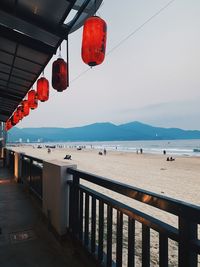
167 157 175 161
104 148 107 155
140 148 143 154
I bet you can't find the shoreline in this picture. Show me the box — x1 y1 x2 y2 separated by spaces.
7 137 200 158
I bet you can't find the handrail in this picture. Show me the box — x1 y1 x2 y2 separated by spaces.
67 168 200 222
80 184 179 242
21 154 43 164
67 167 200 267
21 152 43 201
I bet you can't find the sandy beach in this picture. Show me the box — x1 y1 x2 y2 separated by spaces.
11 145 200 204
10 145 200 266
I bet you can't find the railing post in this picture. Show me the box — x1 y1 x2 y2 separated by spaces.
5 148 10 168
21 155 24 182
71 174 80 238
2 147 6 167
178 217 197 267
29 158 33 188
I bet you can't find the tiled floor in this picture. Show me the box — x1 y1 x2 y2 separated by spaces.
0 164 94 267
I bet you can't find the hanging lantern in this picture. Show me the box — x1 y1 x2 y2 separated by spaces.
22 100 30 116
37 77 49 102
81 16 107 67
5 120 12 131
52 58 68 92
17 106 24 121
28 90 38 109
13 110 19 125
11 116 16 126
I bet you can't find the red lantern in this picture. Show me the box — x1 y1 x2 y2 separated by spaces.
28 90 38 109
22 100 29 116
17 106 24 120
82 16 107 67
52 58 68 92
13 110 19 124
37 77 49 102
11 116 16 126
5 120 12 131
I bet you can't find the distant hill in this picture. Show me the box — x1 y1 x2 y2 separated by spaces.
7 121 200 142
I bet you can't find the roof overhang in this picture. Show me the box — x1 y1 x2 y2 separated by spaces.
0 0 103 122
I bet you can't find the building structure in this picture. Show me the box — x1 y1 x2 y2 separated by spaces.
0 0 103 123
0 1 200 267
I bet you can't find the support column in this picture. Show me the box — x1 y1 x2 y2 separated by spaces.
14 152 23 182
43 160 77 236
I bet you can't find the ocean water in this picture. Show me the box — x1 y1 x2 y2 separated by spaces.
40 139 200 157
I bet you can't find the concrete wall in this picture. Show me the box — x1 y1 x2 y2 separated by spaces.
43 160 77 236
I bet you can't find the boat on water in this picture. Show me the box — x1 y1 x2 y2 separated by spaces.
193 148 200 152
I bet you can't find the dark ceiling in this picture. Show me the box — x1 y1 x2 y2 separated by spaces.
0 0 103 122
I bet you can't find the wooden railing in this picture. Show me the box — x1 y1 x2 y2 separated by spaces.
7 149 15 173
3 149 200 266
67 168 200 267
21 154 43 201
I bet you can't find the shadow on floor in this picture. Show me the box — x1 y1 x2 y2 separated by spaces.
0 166 97 267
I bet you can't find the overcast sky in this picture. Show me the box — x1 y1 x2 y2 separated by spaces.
19 0 200 130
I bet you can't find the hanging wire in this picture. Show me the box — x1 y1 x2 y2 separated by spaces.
59 45 61 58
94 0 96 15
70 0 176 84
107 0 176 56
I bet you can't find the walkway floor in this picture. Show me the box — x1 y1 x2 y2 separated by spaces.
0 163 95 267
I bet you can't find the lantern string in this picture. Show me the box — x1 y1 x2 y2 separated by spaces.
59 45 61 58
71 0 176 84
95 0 97 16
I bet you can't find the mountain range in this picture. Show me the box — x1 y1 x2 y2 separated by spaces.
7 121 200 142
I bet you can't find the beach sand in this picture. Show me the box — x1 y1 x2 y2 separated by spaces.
10 145 200 266
11 145 200 204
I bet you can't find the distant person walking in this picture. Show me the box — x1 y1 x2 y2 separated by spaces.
104 148 107 155
140 148 143 154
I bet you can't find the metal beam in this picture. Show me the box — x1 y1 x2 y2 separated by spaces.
0 5 69 39
0 84 26 94
0 110 10 116
68 0 103 33
68 0 92 32
0 95 20 102
60 0 77 24
0 114 8 122
0 48 43 67
0 91 22 102
0 70 32 83
0 78 28 90
0 23 56 55
0 60 37 75
72 0 102 13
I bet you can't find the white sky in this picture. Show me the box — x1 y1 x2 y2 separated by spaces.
19 0 200 130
